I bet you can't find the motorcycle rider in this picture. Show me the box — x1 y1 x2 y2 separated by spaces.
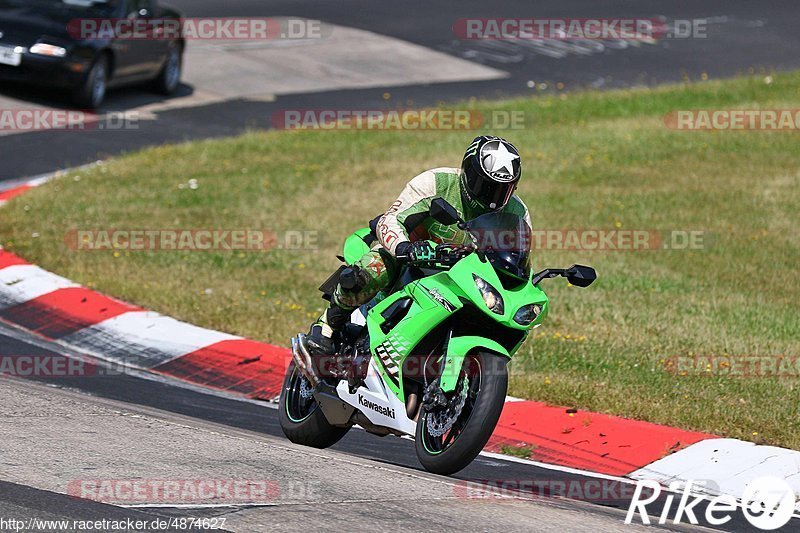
304 135 531 364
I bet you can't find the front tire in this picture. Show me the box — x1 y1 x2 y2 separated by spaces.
73 55 108 109
415 352 508 475
278 361 350 448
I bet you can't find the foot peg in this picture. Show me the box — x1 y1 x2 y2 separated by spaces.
291 334 319 386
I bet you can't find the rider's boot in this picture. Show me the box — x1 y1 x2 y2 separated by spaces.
294 303 350 384
306 264 370 354
295 264 372 382
306 303 351 357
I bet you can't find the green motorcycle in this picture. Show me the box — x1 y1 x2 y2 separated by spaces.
280 198 596 475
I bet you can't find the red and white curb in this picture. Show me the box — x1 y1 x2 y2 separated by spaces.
631 438 800 504
0 175 52 207
0 163 99 207
1 176 799 513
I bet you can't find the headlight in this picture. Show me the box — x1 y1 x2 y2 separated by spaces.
473 275 504 315
513 303 543 325
30 43 67 57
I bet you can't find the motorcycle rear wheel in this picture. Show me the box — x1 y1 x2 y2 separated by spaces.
278 362 350 448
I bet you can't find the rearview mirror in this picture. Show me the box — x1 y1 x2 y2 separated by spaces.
430 197 461 226
565 264 596 287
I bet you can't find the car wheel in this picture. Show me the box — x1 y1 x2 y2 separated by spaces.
73 55 108 109
152 44 182 95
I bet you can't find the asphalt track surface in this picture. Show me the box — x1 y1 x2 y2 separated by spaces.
3 321 797 532
2 2 800 531
1 0 800 181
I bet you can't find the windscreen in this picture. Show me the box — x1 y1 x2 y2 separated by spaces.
467 211 532 279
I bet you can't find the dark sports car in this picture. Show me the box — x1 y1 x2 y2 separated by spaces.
0 0 184 108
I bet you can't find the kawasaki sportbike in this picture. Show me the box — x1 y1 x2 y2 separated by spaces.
280 198 596 475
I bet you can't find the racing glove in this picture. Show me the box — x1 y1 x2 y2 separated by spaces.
395 241 436 265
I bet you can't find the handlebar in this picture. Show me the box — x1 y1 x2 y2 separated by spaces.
395 242 475 268
422 243 474 268
437 243 472 265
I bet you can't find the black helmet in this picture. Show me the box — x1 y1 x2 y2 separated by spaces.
460 135 521 211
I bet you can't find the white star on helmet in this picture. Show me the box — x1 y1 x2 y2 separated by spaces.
483 142 519 176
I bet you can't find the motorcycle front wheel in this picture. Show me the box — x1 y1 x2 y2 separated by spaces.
415 352 508 475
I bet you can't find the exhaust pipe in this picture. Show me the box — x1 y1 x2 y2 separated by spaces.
291 334 319 386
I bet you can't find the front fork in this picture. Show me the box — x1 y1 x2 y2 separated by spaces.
421 335 510 415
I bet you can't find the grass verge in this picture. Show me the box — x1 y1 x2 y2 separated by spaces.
2 72 798 447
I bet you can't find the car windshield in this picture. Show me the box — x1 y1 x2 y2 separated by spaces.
467 211 532 280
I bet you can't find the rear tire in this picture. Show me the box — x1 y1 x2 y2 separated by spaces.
415 352 508 475
152 43 182 95
278 361 350 448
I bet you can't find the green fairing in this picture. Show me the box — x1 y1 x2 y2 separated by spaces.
343 227 373 264
357 240 549 399
440 337 509 391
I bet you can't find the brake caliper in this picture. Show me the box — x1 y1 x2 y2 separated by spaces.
424 377 469 438
299 376 315 400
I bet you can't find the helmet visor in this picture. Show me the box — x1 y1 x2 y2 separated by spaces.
464 169 516 210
